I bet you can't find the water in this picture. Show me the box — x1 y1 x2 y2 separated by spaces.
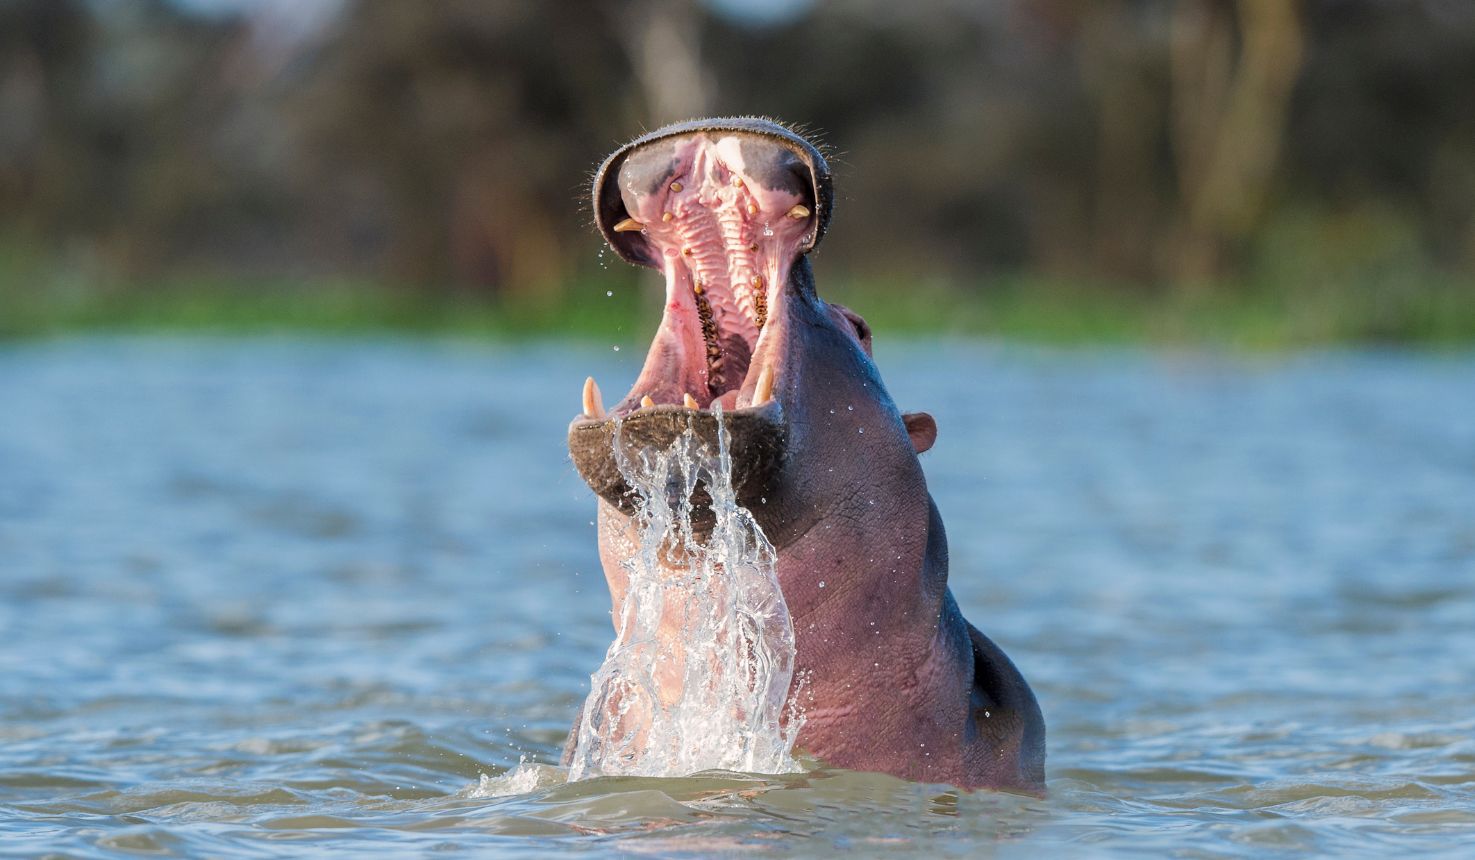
1 337 1473 857
567 416 800 780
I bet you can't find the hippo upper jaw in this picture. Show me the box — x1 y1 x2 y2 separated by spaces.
569 119 842 536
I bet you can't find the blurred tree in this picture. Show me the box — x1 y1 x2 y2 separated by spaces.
0 0 1470 300
1170 0 1304 284
616 0 713 125
285 1 633 295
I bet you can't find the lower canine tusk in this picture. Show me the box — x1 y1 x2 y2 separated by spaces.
786 204 811 219
683 393 699 409
613 218 644 232
583 377 605 418
640 395 656 409
753 365 775 405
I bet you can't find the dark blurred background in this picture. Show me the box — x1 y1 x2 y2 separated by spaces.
2 0 1472 341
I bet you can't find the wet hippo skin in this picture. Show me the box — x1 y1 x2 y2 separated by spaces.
568 117 1045 793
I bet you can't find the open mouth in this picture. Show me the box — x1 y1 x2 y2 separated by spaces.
569 118 834 520
574 119 832 425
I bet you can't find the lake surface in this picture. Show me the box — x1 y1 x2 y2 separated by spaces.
2 337 1473 858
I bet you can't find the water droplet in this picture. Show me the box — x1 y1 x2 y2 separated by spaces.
762 223 774 237
858 428 864 434
847 405 854 411
817 581 826 588
606 291 614 297
612 345 620 352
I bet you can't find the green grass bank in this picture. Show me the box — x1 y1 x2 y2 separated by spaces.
3 270 1473 349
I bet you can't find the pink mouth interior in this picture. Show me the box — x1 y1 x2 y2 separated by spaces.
611 134 815 415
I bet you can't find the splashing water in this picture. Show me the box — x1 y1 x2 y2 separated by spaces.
465 757 562 798
567 410 803 780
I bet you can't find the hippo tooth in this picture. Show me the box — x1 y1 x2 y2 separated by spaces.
753 364 775 405
786 204 811 219
613 218 644 232
582 376 605 419
640 395 656 409
683 393 699 409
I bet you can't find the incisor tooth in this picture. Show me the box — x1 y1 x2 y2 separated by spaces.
582 377 605 418
683 393 699 409
786 204 811 219
613 218 643 232
640 395 656 409
753 364 775 405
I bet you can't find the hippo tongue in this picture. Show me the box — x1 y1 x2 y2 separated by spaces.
600 130 818 416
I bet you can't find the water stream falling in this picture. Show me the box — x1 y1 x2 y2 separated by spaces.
567 410 803 780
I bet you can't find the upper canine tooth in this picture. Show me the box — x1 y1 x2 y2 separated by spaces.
583 377 605 419
683 393 699 409
753 364 775 405
786 204 811 219
613 218 644 232
640 395 656 409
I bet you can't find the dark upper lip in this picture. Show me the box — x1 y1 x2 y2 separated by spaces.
592 117 834 269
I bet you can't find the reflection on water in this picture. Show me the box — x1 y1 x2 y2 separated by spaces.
1 337 1473 857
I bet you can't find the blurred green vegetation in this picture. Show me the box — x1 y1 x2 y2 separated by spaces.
1 0 1472 346
6 264 1471 349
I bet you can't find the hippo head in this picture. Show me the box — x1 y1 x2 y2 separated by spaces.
569 117 934 550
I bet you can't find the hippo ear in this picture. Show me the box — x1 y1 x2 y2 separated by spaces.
827 303 873 357
903 412 937 454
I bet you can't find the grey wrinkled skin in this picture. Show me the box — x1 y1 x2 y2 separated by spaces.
569 117 1044 793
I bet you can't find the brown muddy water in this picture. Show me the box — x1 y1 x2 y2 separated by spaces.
1 337 1473 858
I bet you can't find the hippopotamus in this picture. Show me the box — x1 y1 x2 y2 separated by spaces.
567 117 1044 792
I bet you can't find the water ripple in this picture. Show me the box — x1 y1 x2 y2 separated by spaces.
1 338 1473 856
